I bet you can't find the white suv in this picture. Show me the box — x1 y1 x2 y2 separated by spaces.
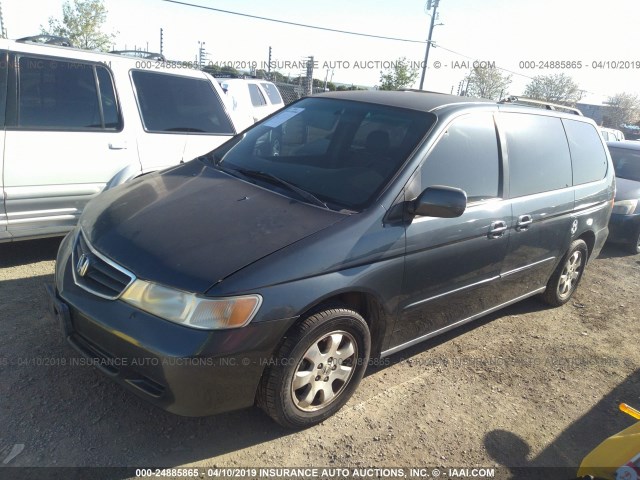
217 78 285 131
0 36 242 242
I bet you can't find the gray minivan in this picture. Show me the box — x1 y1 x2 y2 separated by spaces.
48 91 614 428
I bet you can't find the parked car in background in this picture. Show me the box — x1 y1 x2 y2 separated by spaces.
48 91 613 428
0 35 240 243
600 127 625 142
607 141 640 253
217 77 285 131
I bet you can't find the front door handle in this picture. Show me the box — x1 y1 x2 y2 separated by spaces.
516 214 533 231
489 220 507 239
108 141 128 150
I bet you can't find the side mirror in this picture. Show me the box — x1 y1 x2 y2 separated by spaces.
408 185 467 218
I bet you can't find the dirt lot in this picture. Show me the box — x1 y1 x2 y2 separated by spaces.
0 237 639 478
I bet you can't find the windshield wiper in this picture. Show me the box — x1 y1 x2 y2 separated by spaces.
234 168 329 209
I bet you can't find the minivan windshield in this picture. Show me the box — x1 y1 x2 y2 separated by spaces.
609 146 640 182
206 97 436 211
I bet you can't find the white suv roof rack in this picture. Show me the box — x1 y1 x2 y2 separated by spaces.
16 35 73 47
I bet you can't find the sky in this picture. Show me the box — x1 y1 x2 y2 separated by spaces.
2 0 638 104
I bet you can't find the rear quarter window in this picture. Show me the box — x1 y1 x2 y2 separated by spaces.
563 119 608 185
501 113 572 197
261 83 283 105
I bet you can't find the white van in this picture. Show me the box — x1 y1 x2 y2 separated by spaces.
217 77 285 131
0 36 242 242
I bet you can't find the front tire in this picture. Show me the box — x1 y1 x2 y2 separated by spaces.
257 308 371 429
540 239 588 307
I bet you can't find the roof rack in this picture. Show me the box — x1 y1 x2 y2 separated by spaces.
499 96 583 115
16 35 73 47
210 72 252 79
110 50 166 62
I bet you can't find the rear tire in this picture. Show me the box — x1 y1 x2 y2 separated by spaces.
257 308 370 429
540 239 588 307
628 227 640 255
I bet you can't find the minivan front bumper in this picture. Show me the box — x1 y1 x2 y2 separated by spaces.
49 233 295 417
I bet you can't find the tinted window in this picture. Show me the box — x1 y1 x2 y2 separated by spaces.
248 84 267 107
420 113 500 202
96 66 120 128
502 113 572 197
609 146 640 182
132 71 234 134
212 97 436 211
261 82 283 104
18 56 101 128
563 119 608 184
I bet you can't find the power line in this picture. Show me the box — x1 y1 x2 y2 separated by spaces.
159 0 611 99
160 0 428 44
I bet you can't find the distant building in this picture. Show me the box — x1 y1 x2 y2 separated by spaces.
577 101 609 126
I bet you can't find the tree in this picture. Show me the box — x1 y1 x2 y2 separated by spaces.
378 57 418 91
41 0 114 51
523 73 582 105
604 93 640 128
204 64 241 77
464 67 512 100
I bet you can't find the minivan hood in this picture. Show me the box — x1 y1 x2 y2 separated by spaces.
80 160 346 293
615 176 640 201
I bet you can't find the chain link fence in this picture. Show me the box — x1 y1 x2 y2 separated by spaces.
272 82 327 105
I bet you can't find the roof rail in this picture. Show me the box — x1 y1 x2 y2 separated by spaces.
16 35 73 47
499 96 583 115
398 88 449 95
110 50 166 62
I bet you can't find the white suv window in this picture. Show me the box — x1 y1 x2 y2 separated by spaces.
132 70 234 134
248 83 267 107
260 82 283 105
18 56 117 129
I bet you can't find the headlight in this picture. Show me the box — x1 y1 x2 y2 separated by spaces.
120 279 262 330
612 199 638 215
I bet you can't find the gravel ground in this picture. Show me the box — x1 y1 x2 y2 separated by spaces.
0 237 639 479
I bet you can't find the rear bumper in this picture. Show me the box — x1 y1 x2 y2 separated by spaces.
48 233 295 417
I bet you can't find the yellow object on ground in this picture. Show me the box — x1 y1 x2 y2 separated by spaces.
577 421 640 479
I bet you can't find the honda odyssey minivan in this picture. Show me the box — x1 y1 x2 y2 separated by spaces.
47 91 614 428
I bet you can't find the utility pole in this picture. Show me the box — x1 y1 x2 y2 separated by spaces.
305 56 314 96
267 46 272 78
198 41 206 70
0 1 6 39
419 0 440 90
160 28 164 55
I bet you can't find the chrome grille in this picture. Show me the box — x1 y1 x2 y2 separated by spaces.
72 231 136 300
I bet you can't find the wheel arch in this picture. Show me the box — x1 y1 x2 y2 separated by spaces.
577 229 596 261
272 289 391 361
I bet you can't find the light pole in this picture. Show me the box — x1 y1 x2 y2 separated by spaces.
419 0 441 90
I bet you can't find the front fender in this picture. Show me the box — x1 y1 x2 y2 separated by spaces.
104 163 144 191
